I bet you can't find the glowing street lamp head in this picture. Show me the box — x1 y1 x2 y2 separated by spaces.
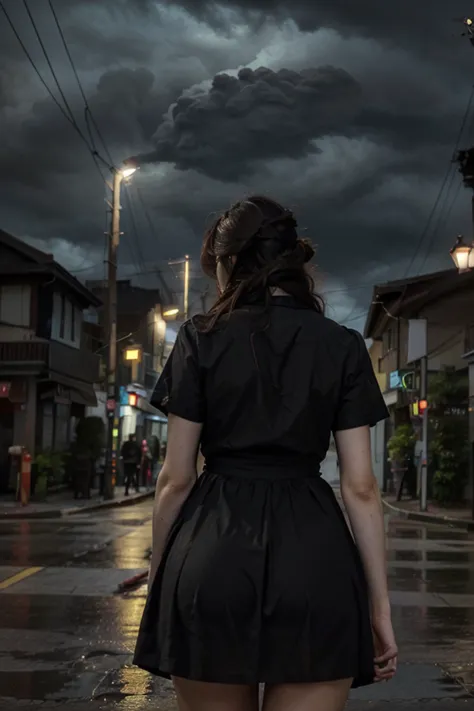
163 307 179 318
121 156 139 179
121 166 137 178
450 234 474 273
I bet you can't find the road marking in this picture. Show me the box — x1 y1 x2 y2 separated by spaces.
0 567 43 591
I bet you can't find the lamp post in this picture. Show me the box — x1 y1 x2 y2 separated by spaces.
168 255 190 320
103 162 137 501
450 235 474 273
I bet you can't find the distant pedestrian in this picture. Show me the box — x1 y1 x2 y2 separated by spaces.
120 434 140 496
134 196 397 710
149 436 161 484
140 439 152 489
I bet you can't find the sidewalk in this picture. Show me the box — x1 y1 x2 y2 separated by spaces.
383 495 474 531
0 485 154 520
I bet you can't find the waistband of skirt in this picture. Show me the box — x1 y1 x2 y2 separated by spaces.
204 454 321 480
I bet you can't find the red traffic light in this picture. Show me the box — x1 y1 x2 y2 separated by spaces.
418 399 428 413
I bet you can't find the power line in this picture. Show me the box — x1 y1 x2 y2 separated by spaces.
416 85 474 274
405 84 474 277
0 1 74 128
47 0 115 167
134 185 176 302
22 0 76 123
45 1 155 291
0 0 110 180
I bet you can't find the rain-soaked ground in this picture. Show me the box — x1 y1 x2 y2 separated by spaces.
1 499 474 709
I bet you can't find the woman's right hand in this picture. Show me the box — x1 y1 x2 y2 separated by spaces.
372 613 398 682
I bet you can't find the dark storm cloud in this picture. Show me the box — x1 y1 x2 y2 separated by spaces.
136 66 362 180
0 64 177 249
0 0 470 312
59 0 154 13
166 0 472 56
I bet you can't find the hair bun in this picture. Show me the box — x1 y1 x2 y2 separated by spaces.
297 239 315 263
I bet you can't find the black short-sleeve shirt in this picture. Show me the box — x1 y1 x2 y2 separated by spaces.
332 328 389 432
151 320 204 424
151 299 388 465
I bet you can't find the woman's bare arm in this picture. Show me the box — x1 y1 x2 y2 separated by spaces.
148 414 202 590
334 425 390 616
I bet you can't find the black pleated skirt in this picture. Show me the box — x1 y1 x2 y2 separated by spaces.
133 458 375 687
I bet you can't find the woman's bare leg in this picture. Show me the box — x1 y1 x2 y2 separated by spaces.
263 678 353 711
172 676 259 711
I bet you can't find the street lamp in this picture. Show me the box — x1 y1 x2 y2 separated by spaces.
103 160 138 501
450 235 474 273
163 307 180 319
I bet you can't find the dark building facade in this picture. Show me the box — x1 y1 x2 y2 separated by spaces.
0 230 101 492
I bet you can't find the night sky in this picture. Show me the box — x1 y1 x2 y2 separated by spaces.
1 0 474 328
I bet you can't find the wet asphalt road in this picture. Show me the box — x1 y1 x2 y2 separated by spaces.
1 500 474 709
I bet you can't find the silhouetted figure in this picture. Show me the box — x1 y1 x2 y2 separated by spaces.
120 434 141 495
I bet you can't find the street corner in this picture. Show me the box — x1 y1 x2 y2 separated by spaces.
349 662 473 703
441 662 474 698
62 488 155 517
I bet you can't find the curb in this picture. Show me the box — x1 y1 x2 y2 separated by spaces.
382 498 474 531
0 489 154 520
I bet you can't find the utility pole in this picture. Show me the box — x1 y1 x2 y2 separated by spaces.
169 255 191 320
420 356 429 512
103 168 121 500
184 255 190 320
103 164 137 500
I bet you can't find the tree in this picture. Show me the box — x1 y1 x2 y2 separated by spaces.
429 369 469 504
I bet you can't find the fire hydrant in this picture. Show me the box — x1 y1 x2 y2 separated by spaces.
9 446 32 506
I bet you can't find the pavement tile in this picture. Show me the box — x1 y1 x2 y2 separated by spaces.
0 567 25 583
0 567 146 596
389 591 449 607
350 663 466 701
436 594 474 608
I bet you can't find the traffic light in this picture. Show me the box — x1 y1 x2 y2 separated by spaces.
411 399 428 416
128 392 138 407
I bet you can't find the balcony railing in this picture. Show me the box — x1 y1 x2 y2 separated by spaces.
0 340 100 384
465 325 474 354
0 341 48 363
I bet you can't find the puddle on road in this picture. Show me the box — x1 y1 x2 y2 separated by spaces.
0 664 173 703
350 663 470 701
444 662 474 695
0 669 101 700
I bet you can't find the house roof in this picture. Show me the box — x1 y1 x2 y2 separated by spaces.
363 267 474 339
0 229 102 308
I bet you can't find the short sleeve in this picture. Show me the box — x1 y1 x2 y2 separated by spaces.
332 329 389 432
151 320 204 423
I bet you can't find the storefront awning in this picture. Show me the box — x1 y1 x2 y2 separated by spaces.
39 373 98 407
383 390 399 407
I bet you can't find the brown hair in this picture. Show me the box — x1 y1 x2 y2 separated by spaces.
199 195 324 330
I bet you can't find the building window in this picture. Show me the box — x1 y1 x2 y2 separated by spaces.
59 294 66 339
71 304 75 342
383 328 393 353
0 284 31 327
